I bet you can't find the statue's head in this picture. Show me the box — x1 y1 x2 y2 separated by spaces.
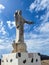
14 10 22 28
14 10 22 17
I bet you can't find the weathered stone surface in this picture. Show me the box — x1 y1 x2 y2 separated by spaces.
12 43 27 53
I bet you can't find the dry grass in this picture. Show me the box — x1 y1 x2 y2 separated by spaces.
42 60 49 65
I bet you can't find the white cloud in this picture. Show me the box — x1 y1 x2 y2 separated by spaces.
29 0 49 33
0 39 3 43
0 25 15 55
0 21 8 35
25 32 49 55
0 27 6 35
0 4 5 13
7 21 15 29
29 3 36 12
0 45 12 49
0 45 5 49
0 36 14 55
35 15 39 18
34 11 49 33
29 0 49 12
39 22 49 33
0 36 14 59
25 2 49 54
40 11 49 22
0 4 5 9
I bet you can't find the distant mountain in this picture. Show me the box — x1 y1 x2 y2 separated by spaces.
0 59 1 65
38 53 49 60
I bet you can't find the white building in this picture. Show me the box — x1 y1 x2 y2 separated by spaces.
1 52 41 65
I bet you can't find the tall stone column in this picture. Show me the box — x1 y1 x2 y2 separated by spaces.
12 10 33 53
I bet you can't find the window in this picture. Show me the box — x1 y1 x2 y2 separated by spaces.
18 53 21 57
23 59 26 64
31 58 33 63
10 59 13 62
6 59 8 62
36 59 38 62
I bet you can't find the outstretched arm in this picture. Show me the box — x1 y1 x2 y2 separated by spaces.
25 21 34 24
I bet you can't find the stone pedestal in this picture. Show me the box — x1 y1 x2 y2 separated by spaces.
12 43 27 53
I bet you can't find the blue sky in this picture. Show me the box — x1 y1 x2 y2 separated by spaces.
0 0 49 58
